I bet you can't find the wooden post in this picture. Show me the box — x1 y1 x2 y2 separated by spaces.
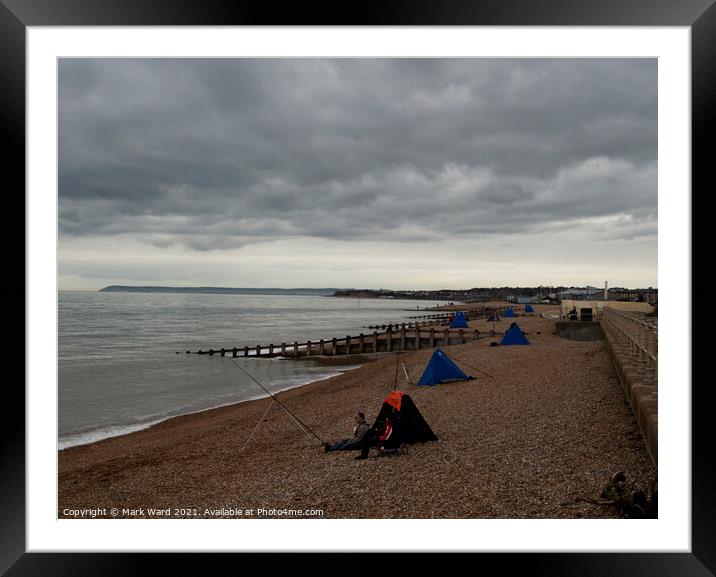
430 328 435 347
444 329 449 346
400 326 406 350
373 331 379 352
232 348 237 357
415 328 420 350
269 344 274 356
220 348 225 357
306 340 312 356
256 345 261 357
319 339 325 355
474 329 479 341
332 338 337 356
387 327 393 352
359 333 365 353
345 336 351 355
293 341 299 355
459 329 465 344
281 342 286 356
244 346 249 357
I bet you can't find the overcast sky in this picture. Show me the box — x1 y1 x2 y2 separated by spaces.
58 58 657 290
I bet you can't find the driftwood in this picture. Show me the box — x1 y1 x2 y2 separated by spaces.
567 471 658 518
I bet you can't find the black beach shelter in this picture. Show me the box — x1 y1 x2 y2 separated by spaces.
369 391 438 445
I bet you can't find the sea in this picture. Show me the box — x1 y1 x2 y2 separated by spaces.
58 290 449 450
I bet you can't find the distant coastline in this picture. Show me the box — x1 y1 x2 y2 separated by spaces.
99 285 339 296
99 285 467 302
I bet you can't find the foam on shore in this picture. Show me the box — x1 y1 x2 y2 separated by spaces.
58 363 362 450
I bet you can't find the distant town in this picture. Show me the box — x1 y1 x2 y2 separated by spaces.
332 286 658 304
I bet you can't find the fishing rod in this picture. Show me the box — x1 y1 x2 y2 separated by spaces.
238 398 276 453
401 361 414 386
448 352 495 379
227 357 326 445
392 351 414 390
393 352 401 391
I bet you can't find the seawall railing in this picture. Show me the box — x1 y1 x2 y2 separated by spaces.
600 308 658 465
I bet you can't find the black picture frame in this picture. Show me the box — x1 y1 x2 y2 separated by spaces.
4 1 713 575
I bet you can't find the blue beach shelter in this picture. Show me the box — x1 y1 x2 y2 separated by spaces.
503 307 516 317
525 305 535 313
450 312 469 329
417 348 472 387
499 322 530 345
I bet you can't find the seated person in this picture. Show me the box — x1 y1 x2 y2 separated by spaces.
324 412 370 452
355 410 401 460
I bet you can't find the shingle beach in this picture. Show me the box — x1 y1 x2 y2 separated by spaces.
58 308 656 519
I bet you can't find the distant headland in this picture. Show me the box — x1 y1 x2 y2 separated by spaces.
99 286 339 296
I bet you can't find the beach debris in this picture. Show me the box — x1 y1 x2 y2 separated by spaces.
571 471 658 518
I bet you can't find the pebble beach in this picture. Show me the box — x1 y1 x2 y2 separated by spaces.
58 308 657 519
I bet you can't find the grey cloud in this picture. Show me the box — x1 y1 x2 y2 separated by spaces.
59 58 657 251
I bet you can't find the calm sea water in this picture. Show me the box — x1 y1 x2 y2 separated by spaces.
58 291 447 449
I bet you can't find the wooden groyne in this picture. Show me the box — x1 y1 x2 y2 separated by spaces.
365 319 448 330
404 313 455 321
191 325 503 359
405 305 511 320
600 308 658 465
368 305 516 328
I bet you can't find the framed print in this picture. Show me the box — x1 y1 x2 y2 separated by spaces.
5 0 714 574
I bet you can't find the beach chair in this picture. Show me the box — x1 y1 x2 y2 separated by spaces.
357 414 408 458
375 416 408 456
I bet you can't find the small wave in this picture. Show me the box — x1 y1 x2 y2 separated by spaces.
58 419 170 450
58 364 361 451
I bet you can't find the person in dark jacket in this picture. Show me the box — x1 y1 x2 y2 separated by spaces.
324 412 371 452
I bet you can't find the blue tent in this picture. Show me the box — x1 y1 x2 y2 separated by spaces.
417 348 472 386
503 307 516 317
450 313 469 328
499 322 530 345
525 305 534 313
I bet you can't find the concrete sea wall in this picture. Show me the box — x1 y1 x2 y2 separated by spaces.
600 309 658 465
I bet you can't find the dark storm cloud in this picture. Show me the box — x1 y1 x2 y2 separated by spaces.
59 58 657 250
